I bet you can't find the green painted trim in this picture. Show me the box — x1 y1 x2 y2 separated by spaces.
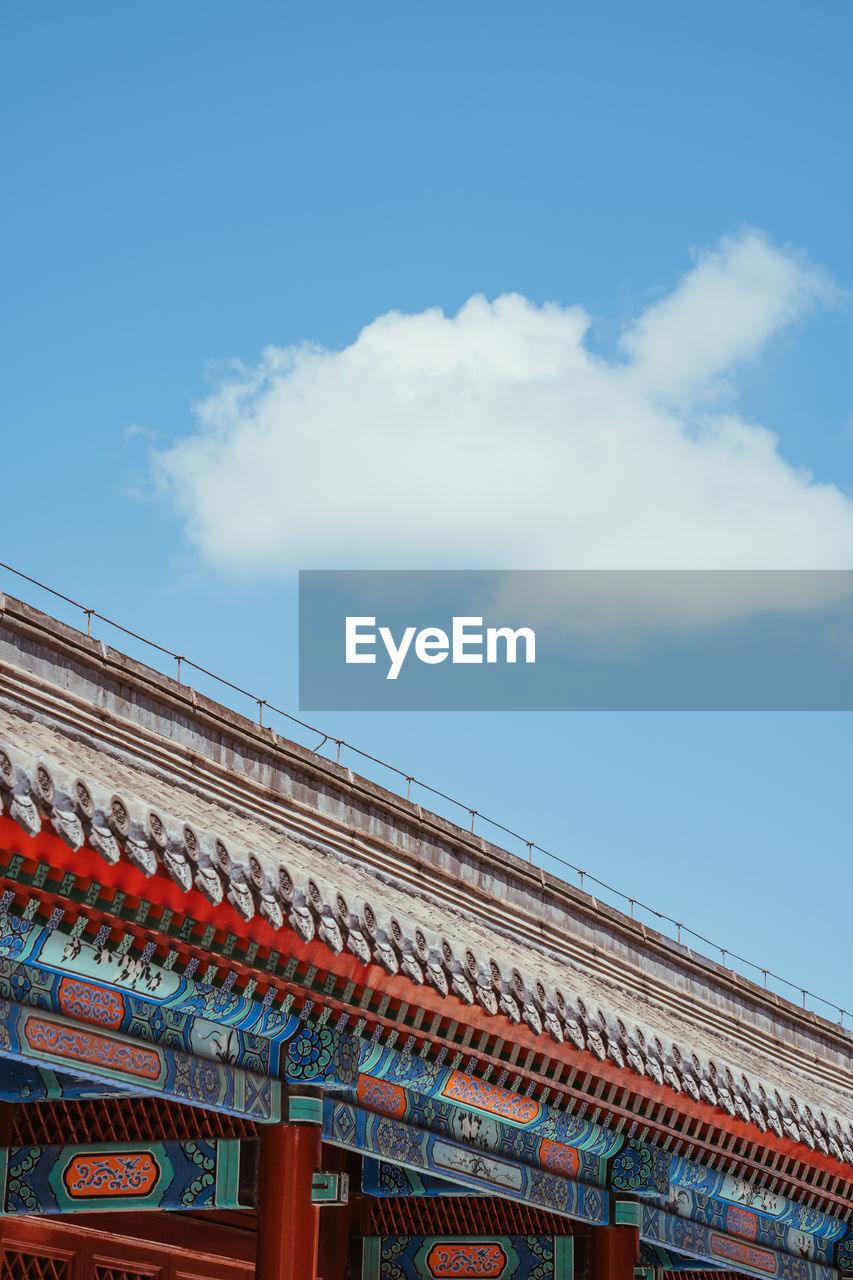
311 1171 349 1205
555 1235 573 1280
362 1237 381 1280
267 1079 283 1124
288 1095 323 1125
615 1200 642 1230
36 1068 63 1100
214 1139 242 1207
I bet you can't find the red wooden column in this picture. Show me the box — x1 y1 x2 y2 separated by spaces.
589 1200 640 1280
316 1147 353 1280
256 1091 323 1280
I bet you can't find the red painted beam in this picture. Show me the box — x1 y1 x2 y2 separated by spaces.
40 1210 258 1263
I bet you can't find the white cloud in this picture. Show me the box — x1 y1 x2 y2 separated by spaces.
154 231 850 576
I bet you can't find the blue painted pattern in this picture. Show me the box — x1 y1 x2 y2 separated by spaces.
1 1139 245 1214
325 1098 607 1224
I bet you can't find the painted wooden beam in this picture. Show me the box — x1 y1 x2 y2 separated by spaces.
0 1139 250 1214
0 1059 136 1102
640 1203 835 1280
0 1001 282 1122
361 1234 573 1280
324 1097 607 1225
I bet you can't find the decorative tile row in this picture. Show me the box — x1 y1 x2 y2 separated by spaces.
1 739 850 1172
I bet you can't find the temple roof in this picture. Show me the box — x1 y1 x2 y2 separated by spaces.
1 589 852 1181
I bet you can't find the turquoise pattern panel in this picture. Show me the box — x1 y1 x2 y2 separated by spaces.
0 1138 249 1215
325 1097 607 1224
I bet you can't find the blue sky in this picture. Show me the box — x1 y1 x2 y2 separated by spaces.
2 4 852 1012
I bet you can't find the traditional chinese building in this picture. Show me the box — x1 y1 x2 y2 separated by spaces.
0 591 851 1280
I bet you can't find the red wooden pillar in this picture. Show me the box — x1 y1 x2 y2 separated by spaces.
256 1092 323 1280
316 1147 353 1280
589 1201 640 1280
0 1101 13 1146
